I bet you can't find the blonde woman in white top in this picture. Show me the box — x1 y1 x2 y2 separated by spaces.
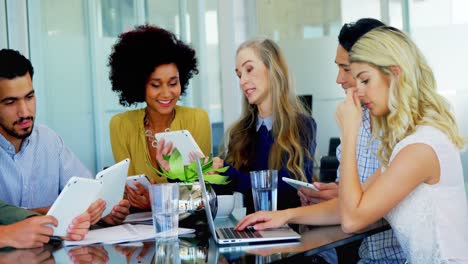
235 27 468 263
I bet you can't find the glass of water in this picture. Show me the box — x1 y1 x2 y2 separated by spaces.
149 183 179 237
250 170 278 211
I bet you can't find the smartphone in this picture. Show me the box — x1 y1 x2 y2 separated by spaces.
282 177 319 191
126 174 151 191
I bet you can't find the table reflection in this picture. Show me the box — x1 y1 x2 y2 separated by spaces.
154 238 179 263
0 221 389 264
46 238 207 264
67 245 109 263
0 246 55 264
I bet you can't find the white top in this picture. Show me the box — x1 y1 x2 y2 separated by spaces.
384 126 468 263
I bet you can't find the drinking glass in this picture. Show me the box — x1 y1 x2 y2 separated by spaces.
149 183 179 237
250 170 278 211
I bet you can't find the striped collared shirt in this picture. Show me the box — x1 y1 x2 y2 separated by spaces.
0 123 92 209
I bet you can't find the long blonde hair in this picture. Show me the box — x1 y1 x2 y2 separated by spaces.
350 27 465 166
220 38 315 181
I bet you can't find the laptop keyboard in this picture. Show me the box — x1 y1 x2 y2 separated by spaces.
218 227 262 239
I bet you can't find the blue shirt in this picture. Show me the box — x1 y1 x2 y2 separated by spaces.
256 115 273 131
0 123 92 209
222 114 317 213
336 108 405 262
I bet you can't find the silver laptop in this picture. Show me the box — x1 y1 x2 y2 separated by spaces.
195 158 301 244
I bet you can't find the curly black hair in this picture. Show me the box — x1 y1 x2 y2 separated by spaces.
108 25 198 107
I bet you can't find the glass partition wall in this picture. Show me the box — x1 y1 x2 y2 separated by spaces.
22 0 224 172
408 0 468 197
250 0 468 196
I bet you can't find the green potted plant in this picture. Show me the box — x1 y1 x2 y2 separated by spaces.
152 149 229 185
149 149 230 220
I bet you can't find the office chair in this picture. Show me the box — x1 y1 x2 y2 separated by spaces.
319 137 340 182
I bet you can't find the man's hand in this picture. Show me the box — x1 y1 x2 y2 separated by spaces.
66 212 90 241
87 199 106 225
101 199 130 226
297 182 339 205
0 215 57 249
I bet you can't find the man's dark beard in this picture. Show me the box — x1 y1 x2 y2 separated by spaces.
1 117 34 139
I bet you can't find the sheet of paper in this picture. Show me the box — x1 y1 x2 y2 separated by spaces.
65 224 139 246
64 224 196 246
123 212 152 224
128 225 195 241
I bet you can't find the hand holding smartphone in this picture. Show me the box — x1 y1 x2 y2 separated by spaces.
282 177 319 191
126 175 151 191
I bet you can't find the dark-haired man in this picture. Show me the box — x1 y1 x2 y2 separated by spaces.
298 19 405 262
0 49 129 226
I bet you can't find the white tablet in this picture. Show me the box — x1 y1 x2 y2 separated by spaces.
96 158 130 216
155 130 203 165
47 176 102 237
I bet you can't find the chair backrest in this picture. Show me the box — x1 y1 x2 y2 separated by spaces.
328 137 341 156
319 137 341 182
319 156 340 182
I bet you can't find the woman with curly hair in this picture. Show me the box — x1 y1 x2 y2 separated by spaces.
236 28 468 262
108 25 211 209
213 38 317 213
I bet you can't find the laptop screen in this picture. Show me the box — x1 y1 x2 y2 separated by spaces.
195 158 301 245
195 158 219 241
